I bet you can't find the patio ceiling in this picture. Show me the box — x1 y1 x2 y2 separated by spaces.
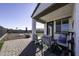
32 3 70 23
40 4 74 22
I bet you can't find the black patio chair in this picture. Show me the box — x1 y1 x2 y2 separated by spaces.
33 34 43 55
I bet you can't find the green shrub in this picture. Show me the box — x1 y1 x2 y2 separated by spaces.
0 41 4 50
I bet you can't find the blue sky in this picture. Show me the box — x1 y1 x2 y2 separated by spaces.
0 3 44 30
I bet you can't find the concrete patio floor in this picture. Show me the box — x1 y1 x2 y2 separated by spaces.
0 38 32 56
0 36 56 56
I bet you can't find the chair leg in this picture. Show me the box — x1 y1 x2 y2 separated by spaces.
41 45 43 56
41 49 43 56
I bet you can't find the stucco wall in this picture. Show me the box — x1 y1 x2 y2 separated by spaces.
73 4 79 56
0 26 7 38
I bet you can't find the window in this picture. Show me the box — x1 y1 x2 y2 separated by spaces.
56 18 69 33
56 20 61 33
61 19 69 32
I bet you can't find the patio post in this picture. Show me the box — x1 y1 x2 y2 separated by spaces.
32 19 36 41
73 4 79 56
54 21 56 35
44 23 47 35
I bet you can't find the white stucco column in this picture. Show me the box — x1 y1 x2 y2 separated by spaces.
32 19 36 41
73 4 79 56
44 23 47 35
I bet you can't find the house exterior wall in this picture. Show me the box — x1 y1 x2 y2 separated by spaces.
0 26 7 38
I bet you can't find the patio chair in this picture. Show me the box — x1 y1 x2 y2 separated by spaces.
41 35 52 48
57 32 75 56
41 35 55 55
67 32 75 56
33 34 43 55
53 32 74 56
34 34 53 55
49 33 69 56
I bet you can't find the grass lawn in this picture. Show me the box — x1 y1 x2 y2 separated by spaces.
0 41 4 50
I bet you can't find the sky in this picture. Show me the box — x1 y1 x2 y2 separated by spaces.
0 3 44 30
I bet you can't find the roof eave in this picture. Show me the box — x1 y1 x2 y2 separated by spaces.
31 3 40 17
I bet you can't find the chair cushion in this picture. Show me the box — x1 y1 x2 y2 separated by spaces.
58 34 67 44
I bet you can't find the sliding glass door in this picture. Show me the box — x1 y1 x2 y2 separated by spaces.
47 21 54 38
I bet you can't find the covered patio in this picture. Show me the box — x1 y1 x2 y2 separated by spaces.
31 3 79 56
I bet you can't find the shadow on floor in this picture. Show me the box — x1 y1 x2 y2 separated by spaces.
19 41 37 56
43 48 56 56
19 41 57 56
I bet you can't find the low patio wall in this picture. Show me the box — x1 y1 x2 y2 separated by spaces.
0 33 8 41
